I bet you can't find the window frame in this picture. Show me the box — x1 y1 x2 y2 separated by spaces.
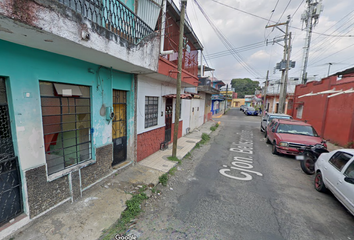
144 96 159 128
40 81 92 176
329 151 353 172
344 159 354 178
296 105 303 119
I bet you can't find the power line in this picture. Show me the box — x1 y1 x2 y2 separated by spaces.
205 41 265 60
308 13 354 65
276 0 292 24
266 0 279 26
291 9 354 61
194 0 262 78
210 0 354 38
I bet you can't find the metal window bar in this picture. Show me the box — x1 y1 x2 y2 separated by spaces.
0 78 23 226
112 90 127 138
57 0 153 44
144 96 158 128
41 96 92 175
112 90 127 166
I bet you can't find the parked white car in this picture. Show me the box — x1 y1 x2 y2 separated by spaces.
314 149 354 216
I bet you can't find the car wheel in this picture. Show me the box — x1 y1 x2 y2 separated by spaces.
300 156 315 175
266 135 270 144
314 171 327 192
264 131 268 138
260 125 263 132
272 141 278 155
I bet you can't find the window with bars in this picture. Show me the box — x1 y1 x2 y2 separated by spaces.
145 96 158 128
39 82 92 175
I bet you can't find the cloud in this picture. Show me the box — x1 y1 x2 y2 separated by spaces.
174 0 354 82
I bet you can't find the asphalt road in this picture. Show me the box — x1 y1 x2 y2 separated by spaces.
135 108 354 240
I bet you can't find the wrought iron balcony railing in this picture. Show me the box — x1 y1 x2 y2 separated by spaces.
58 0 154 44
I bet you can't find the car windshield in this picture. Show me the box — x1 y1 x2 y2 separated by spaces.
276 124 318 136
248 107 255 111
269 116 291 121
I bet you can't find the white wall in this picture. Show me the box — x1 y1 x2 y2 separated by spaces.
189 92 206 131
181 99 191 135
137 75 189 135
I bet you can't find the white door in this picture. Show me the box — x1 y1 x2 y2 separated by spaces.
324 152 353 204
336 158 354 214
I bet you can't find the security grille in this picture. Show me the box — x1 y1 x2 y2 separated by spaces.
0 78 23 226
145 96 158 128
40 82 92 175
112 90 127 166
58 0 153 44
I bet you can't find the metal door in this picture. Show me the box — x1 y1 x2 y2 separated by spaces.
0 78 23 226
165 98 173 142
112 90 127 167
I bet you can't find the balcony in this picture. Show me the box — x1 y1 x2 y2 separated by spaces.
58 0 153 45
0 0 160 73
198 85 220 95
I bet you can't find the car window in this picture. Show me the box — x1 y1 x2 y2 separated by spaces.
272 122 278 131
344 160 354 178
269 120 276 128
276 124 318 136
329 152 353 172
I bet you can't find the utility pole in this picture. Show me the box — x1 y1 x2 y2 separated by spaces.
266 16 292 114
281 32 292 114
224 84 228 112
262 70 269 116
327 62 332 77
172 0 187 157
300 0 323 84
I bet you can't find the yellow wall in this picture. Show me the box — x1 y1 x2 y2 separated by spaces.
265 96 290 114
232 98 245 107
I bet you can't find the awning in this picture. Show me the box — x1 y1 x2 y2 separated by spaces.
54 83 82 96
163 94 192 99
185 92 202 99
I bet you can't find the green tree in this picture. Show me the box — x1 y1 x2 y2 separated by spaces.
231 78 260 98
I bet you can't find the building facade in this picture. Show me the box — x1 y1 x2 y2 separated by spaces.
292 68 354 147
0 0 160 233
136 0 203 162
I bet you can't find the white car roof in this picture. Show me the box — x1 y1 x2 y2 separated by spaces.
333 149 354 155
267 113 291 117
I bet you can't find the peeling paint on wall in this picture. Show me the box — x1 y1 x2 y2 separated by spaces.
1 40 135 171
28 128 41 158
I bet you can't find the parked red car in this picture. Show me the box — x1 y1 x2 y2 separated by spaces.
266 119 326 155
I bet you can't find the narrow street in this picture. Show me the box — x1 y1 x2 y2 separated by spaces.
133 108 354 240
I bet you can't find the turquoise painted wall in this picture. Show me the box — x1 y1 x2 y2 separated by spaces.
125 0 135 11
0 40 134 172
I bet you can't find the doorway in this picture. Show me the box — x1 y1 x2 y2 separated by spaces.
0 78 23 226
165 98 173 143
112 90 127 166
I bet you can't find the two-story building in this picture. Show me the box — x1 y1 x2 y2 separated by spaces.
135 0 203 161
0 0 161 232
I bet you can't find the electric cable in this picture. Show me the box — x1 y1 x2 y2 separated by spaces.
194 0 262 78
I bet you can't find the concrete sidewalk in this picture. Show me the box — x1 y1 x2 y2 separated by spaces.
3 120 218 240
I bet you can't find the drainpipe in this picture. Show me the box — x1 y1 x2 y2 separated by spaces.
200 51 203 77
160 0 174 55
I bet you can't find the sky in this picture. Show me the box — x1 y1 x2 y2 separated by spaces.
172 0 354 87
